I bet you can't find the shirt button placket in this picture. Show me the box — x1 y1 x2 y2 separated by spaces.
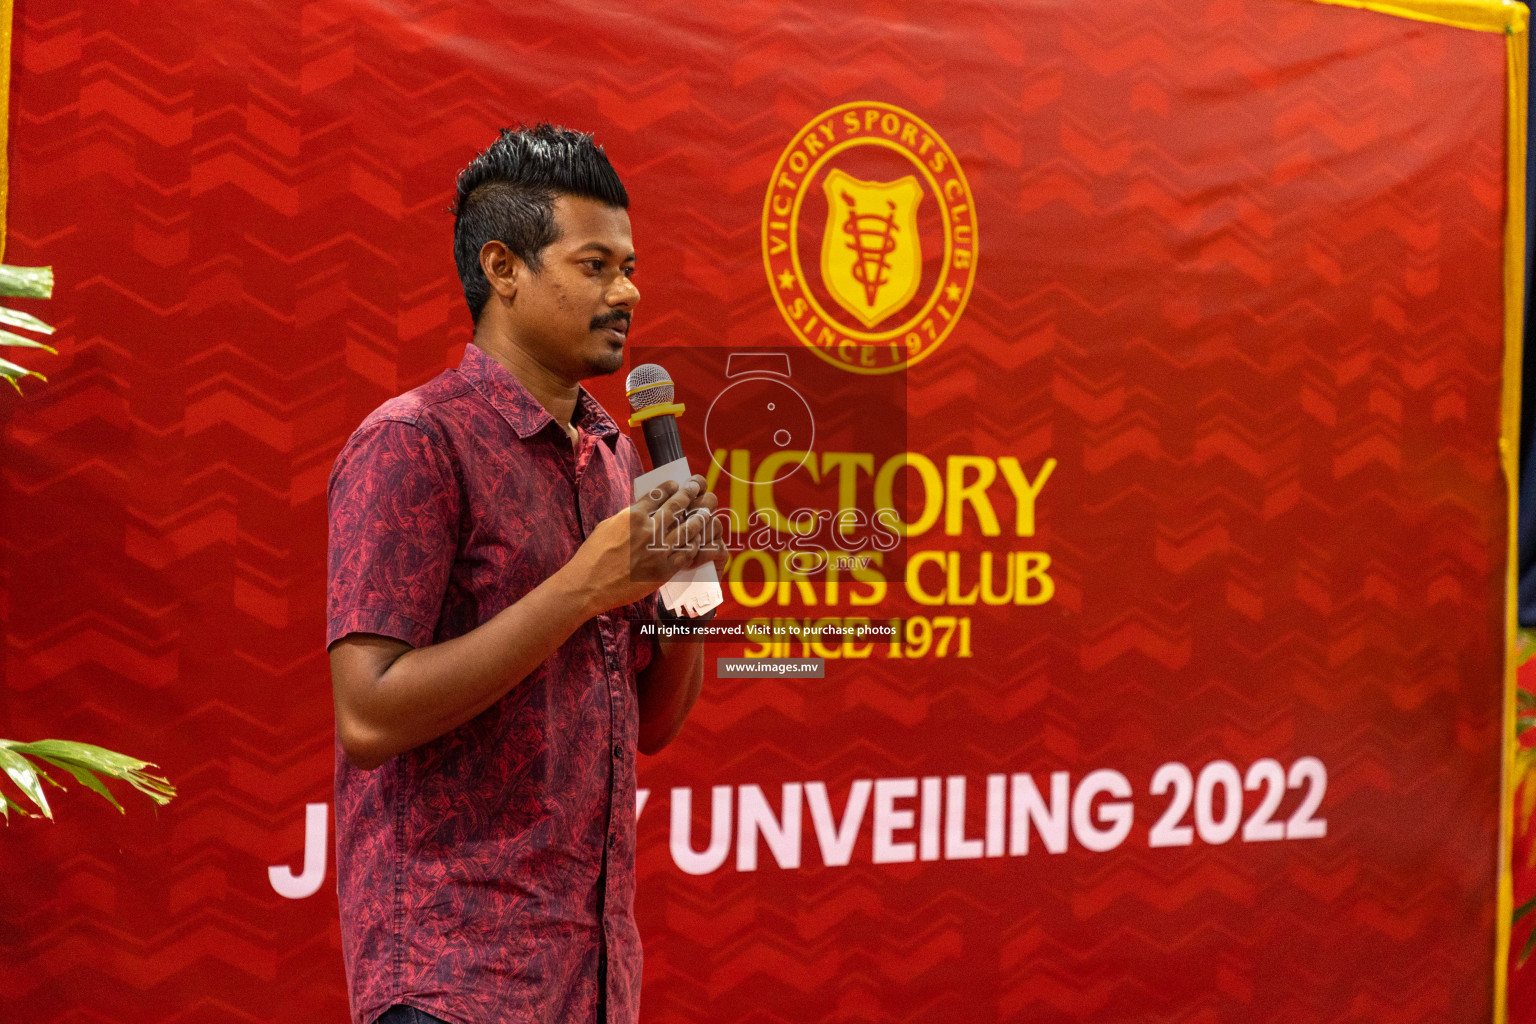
606 641 622 757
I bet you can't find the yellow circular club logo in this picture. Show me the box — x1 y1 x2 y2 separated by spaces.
762 101 978 374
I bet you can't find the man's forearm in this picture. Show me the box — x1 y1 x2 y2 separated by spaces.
334 565 602 770
637 638 705 755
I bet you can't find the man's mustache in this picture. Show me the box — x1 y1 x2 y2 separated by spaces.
591 311 631 332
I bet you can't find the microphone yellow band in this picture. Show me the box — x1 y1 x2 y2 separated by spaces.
628 402 686 427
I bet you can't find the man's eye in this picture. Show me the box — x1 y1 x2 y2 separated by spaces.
585 259 604 272
623 266 636 278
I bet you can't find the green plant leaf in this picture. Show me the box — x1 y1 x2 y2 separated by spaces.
0 746 53 819
0 353 45 391
1520 714 1536 735
1517 744 1535 778
0 304 53 336
1521 689 1536 713
30 753 124 813
1521 882 1536 967
6 739 175 806
0 327 55 352
0 793 40 822
1519 630 1536 667
0 264 53 299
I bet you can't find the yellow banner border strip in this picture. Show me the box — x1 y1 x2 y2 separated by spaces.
1303 0 1528 33
1501 22 1528 1024
1301 1 1527 1020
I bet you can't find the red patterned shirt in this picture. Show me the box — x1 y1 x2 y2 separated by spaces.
326 342 655 1024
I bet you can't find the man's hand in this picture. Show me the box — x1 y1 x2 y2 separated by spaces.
671 475 730 583
559 474 729 617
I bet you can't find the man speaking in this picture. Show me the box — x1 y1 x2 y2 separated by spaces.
325 124 725 1024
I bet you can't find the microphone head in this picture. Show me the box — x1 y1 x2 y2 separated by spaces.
625 363 674 412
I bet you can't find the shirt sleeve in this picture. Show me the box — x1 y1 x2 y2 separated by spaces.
327 417 460 649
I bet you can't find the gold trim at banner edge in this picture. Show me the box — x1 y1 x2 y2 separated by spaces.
1495 21 1528 1024
1298 0 1527 32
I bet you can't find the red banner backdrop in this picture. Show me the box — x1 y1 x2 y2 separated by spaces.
0 0 1526 1021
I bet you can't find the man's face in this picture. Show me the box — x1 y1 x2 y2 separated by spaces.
509 195 639 380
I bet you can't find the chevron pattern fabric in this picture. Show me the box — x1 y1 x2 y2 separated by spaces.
0 0 1518 1021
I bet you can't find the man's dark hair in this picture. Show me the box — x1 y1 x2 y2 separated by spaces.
453 124 629 324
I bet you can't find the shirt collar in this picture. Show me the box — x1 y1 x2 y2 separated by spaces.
458 342 620 443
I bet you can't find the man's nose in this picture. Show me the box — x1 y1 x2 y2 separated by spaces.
609 275 640 309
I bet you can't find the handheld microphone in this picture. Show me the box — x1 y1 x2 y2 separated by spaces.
624 363 686 465
624 364 724 618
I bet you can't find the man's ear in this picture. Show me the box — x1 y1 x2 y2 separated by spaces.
480 240 522 305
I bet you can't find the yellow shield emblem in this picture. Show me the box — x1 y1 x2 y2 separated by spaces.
820 169 924 329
